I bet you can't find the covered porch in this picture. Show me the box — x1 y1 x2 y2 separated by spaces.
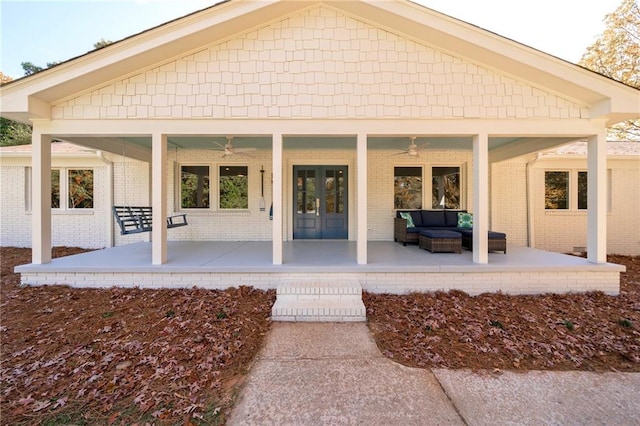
16 241 623 295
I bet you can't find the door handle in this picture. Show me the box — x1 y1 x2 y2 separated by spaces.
316 198 320 216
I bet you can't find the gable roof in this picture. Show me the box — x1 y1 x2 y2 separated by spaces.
1 0 638 125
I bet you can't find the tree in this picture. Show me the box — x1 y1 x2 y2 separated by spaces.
20 61 43 76
0 72 12 84
0 118 32 146
93 39 113 49
579 0 640 141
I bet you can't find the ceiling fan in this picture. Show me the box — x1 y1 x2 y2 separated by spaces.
391 137 429 157
211 136 257 158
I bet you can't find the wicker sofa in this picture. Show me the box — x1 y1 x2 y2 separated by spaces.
394 210 466 246
394 209 507 253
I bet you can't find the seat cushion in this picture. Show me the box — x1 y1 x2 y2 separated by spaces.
421 210 446 227
488 231 506 240
420 229 462 239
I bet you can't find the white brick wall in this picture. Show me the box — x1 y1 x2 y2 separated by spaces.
0 159 111 249
492 156 640 256
51 6 586 121
20 269 620 296
490 161 528 245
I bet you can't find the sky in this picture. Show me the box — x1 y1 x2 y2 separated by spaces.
0 0 623 79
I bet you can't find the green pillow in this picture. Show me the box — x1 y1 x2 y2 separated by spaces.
457 212 473 228
399 212 415 228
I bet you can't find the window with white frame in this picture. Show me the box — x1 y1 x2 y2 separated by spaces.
219 165 248 209
394 166 422 209
545 170 611 211
180 165 210 209
431 166 461 209
544 171 569 209
178 164 249 210
26 168 94 210
394 165 465 210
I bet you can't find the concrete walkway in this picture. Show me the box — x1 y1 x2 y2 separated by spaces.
228 323 640 425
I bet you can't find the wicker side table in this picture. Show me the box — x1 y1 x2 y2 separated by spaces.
419 230 462 253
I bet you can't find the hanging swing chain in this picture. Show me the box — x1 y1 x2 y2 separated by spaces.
122 140 127 207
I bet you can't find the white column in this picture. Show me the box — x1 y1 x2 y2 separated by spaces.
357 133 368 264
31 131 52 264
587 131 607 264
272 133 283 265
151 133 168 265
473 133 489 264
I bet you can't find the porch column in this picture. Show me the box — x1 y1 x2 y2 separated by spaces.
151 133 168 265
357 133 367 264
587 131 607 264
473 133 489 264
272 133 283 265
31 130 52 264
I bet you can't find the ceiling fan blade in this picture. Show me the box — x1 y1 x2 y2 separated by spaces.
234 147 258 153
211 141 227 149
390 151 409 156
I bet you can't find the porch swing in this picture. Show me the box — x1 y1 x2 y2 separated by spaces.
112 141 188 235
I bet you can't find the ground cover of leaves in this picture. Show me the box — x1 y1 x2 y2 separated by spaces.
365 254 640 372
1 247 276 425
2 249 639 424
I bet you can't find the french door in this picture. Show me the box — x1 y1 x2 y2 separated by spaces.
293 165 348 239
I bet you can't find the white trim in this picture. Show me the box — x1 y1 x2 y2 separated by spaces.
31 131 52 264
473 133 489 263
272 133 283 265
587 132 608 264
357 133 367 265
152 133 168 265
30 118 609 138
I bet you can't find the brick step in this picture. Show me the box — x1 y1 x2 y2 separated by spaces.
271 298 366 322
277 280 362 296
272 280 366 322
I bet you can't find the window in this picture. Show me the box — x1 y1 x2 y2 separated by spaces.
545 170 611 211
432 166 461 209
219 166 248 209
51 169 60 208
68 169 94 209
545 171 569 209
26 168 94 210
394 166 422 209
181 165 210 209
577 171 588 210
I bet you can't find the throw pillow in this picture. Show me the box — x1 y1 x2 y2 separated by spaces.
399 212 415 228
457 212 473 228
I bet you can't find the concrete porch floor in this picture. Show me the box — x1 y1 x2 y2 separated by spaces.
15 241 624 295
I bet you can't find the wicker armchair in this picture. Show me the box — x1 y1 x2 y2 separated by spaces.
394 217 419 246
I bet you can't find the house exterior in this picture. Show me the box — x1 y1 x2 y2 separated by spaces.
1 0 638 297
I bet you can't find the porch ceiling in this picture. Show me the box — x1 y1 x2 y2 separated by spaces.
61 135 579 162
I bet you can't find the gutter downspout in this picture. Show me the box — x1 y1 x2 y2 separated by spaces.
96 150 114 248
526 153 541 248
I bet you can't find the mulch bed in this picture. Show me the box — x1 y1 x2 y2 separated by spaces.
1 247 638 424
1 247 275 425
365 254 640 372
